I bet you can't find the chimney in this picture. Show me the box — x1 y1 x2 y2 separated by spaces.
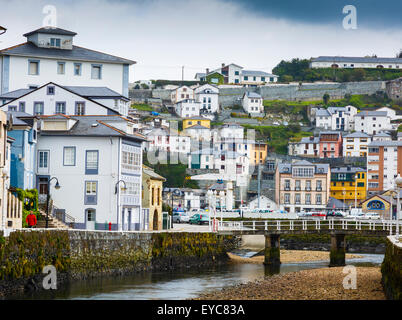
222 63 225 67
206 68 209 74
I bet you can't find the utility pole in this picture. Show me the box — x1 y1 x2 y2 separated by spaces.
257 140 261 209
181 66 184 84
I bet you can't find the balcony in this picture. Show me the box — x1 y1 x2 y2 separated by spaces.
306 187 311 191
295 187 301 191
316 187 322 191
284 187 290 191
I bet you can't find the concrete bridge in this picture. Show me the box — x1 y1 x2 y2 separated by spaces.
215 219 401 267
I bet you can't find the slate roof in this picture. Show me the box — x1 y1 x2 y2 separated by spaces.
244 92 262 99
331 167 366 174
39 115 146 142
0 89 34 100
186 124 209 130
344 132 371 138
355 111 388 117
7 111 35 126
373 132 390 137
369 140 402 147
242 70 277 77
64 86 129 100
299 137 319 144
143 165 166 181
0 42 136 65
315 108 330 117
23 27 77 37
326 197 348 210
312 56 402 64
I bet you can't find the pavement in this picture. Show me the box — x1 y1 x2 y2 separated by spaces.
171 222 211 232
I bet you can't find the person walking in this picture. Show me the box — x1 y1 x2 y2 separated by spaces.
26 211 37 228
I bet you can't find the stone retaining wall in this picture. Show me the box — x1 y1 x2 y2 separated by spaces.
381 236 402 300
0 230 239 297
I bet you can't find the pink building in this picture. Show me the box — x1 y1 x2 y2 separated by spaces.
319 131 343 158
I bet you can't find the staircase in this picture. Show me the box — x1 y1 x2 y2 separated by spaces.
36 209 71 229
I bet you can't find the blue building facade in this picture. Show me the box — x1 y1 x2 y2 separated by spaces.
7 112 37 190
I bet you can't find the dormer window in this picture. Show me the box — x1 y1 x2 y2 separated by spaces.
50 38 61 48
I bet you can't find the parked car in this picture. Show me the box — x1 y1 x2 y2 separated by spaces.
326 211 345 218
310 211 326 217
172 211 190 223
189 213 210 225
364 212 381 220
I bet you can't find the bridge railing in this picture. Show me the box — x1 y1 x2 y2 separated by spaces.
215 219 401 234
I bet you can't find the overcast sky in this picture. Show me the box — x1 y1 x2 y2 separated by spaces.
1 0 402 82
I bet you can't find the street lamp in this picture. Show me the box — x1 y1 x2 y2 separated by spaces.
395 175 402 240
115 179 127 194
46 177 61 228
0 26 6 36
354 174 358 209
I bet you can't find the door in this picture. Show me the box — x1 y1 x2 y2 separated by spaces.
128 209 132 231
38 177 49 203
86 209 96 230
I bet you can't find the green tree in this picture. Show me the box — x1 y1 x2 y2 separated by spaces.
352 68 366 82
323 93 330 105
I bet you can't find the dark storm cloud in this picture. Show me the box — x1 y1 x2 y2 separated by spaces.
224 0 402 27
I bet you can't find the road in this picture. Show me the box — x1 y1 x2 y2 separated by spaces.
171 222 211 232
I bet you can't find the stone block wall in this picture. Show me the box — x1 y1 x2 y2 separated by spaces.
381 236 402 300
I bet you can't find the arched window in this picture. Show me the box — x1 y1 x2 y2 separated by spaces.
367 200 385 210
331 64 339 69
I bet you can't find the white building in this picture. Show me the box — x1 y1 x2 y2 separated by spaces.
182 188 205 210
174 99 201 118
354 111 391 135
240 70 278 85
36 115 146 231
343 132 371 157
248 195 278 210
194 84 219 114
217 123 244 140
313 106 357 131
185 125 211 142
170 85 194 104
0 27 135 96
0 82 129 116
311 56 402 69
145 127 191 154
195 63 278 85
288 136 320 157
242 92 264 115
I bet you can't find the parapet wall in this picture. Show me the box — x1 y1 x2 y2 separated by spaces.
381 236 402 300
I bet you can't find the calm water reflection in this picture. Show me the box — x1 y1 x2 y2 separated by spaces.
11 253 384 300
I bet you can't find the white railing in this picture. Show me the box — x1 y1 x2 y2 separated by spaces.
213 219 401 234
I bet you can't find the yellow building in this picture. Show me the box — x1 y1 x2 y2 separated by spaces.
142 165 165 231
251 142 268 165
183 117 211 130
360 194 393 219
330 167 367 206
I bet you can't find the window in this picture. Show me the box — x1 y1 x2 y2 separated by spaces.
316 180 322 191
57 62 65 74
19 102 25 112
305 194 311 204
284 193 290 204
244 76 248 81
34 102 44 115
47 86 55 95
8 106 17 111
316 194 322 205
55 102 66 114
38 150 49 169
63 147 76 166
85 151 99 174
295 193 301 204
261 77 265 81
91 64 102 79
75 102 85 115
28 60 40 75
122 151 141 172
85 181 97 205
50 38 61 47
74 63 82 76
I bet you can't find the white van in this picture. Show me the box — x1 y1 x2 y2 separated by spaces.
348 208 364 219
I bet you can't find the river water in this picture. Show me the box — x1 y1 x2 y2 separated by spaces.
11 252 384 300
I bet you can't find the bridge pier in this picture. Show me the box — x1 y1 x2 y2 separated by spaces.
264 234 281 266
329 233 346 267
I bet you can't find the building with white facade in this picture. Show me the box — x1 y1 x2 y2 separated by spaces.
343 132 371 157
288 136 320 157
174 99 201 118
354 111 391 135
185 125 211 142
313 106 357 131
194 84 219 114
0 27 135 96
170 85 194 104
36 115 146 231
242 92 264 115
310 56 402 69
240 70 278 85
217 123 244 140
248 195 278 210
145 127 191 154
0 82 129 116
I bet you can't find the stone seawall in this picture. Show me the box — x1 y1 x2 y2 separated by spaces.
381 236 402 300
0 230 239 297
